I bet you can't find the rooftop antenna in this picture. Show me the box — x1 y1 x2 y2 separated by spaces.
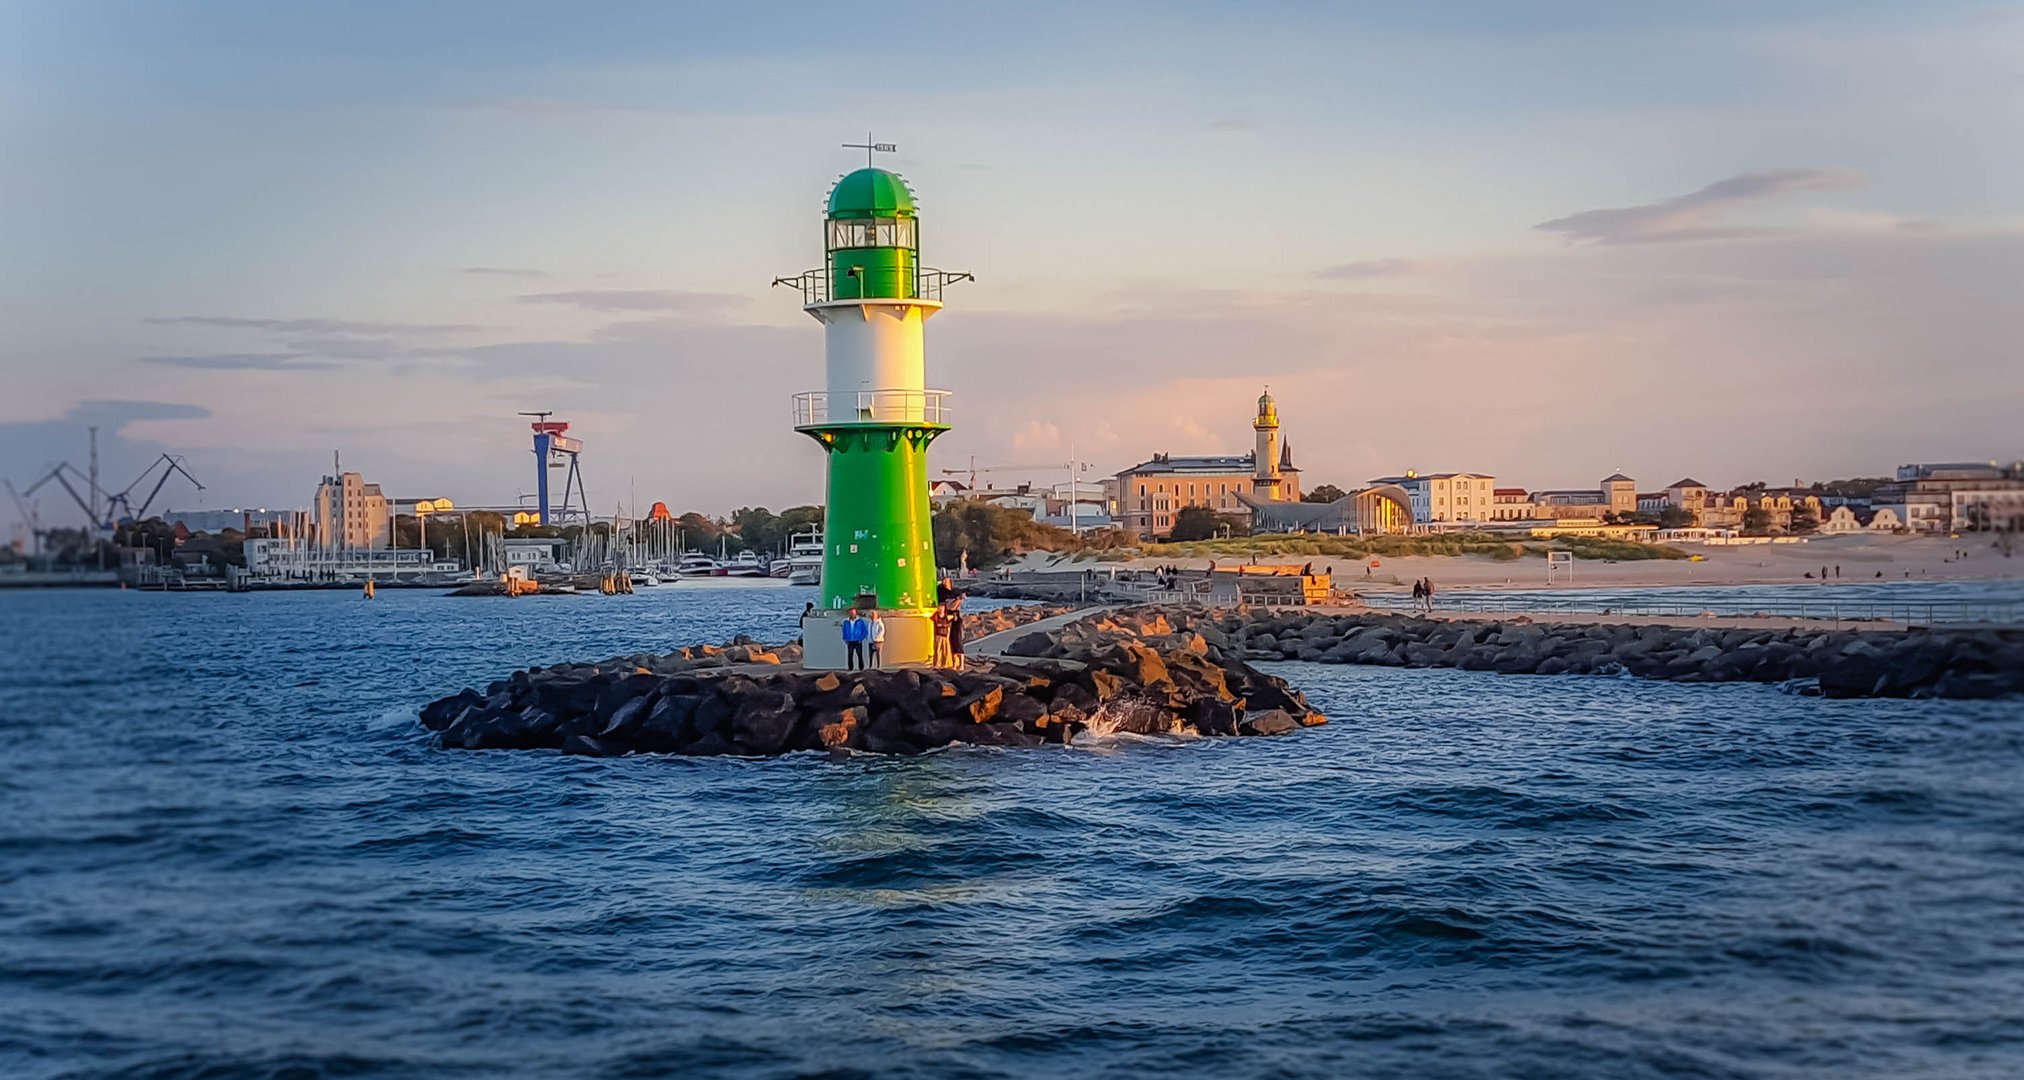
841 131 896 168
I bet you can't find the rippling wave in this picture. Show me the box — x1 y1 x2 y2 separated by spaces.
3 588 2021 1078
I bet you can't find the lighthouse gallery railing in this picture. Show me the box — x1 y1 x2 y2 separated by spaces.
793 389 951 427
770 267 973 306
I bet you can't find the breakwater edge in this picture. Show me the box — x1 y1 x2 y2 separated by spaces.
420 605 1325 756
1008 605 2024 700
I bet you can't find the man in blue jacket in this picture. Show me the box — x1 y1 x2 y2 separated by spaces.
841 609 868 670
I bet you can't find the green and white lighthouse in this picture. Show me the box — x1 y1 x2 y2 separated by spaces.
775 148 969 668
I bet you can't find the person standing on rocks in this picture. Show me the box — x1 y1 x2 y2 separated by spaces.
932 602 954 668
947 597 967 671
868 610 886 669
799 602 815 643
841 610 868 671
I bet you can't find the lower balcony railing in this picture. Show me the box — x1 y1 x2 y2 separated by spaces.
793 389 951 427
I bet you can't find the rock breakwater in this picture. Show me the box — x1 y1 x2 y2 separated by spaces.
418 607 1323 756
1001 606 2024 700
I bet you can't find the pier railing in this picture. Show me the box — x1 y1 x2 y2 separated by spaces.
793 389 951 427
1358 594 2021 627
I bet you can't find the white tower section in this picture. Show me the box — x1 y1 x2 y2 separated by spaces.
814 300 941 421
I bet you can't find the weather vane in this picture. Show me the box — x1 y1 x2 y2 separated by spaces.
841 131 895 168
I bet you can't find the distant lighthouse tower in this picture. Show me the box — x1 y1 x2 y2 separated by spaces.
775 142 970 669
1252 387 1283 499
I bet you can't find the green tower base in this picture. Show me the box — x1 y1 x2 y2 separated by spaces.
798 420 946 672
803 423 944 612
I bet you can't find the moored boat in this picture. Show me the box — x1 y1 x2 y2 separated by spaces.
784 528 822 586
674 552 720 578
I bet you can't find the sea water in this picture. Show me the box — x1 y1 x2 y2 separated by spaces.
3 588 2020 1078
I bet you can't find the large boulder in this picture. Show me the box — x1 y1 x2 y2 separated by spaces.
420 689 482 731
811 705 868 749
1239 709 1298 737
728 690 797 754
1005 631 1055 658
634 693 703 751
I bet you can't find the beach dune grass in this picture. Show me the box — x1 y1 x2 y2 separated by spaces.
1112 532 1687 563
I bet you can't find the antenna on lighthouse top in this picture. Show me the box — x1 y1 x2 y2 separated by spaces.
842 131 896 168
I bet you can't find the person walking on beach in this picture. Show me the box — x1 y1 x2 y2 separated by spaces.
868 610 886 669
932 602 954 668
1423 578 1437 614
1411 578 1425 614
841 609 868 671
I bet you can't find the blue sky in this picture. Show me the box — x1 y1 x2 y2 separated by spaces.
2 1 2019 524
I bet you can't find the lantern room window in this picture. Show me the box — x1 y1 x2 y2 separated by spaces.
827 217 916 251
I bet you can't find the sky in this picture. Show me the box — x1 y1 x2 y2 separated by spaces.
2 0 2020 527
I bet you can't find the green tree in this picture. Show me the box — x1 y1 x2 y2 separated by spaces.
779 504 824 534
393 515 461 560
1790 507 1820 533
729 505 824 554
1742 507 1772 534
1303 484 1347 503
931 499 1080 570
729 507 780 553
675 512 724 551
1167 505 1231 541
1657 506 1695 529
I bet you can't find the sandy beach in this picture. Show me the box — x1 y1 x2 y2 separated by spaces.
1010 533 2023 592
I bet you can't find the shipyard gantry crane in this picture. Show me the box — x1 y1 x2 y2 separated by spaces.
24 453 204 529
106 455 205 524
518 411 589 526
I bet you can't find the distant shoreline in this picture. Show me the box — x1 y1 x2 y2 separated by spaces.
1005 532 2022 591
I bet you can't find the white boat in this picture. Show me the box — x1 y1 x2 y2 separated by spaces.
783 529 822 586
674 552 720 578
627 568 661 587
725 551 767 578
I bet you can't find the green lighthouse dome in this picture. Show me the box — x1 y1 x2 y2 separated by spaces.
827 167 917 219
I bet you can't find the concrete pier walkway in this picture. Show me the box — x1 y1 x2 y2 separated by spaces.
967 606 1109 658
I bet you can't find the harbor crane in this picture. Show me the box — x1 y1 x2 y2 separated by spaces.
105 455 205 524
939 453 1104 532
19 426 206 530
939 457 1075 490
22 462 98 527
518 411 589 526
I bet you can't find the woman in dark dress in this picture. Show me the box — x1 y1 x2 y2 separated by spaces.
946 598 966 671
